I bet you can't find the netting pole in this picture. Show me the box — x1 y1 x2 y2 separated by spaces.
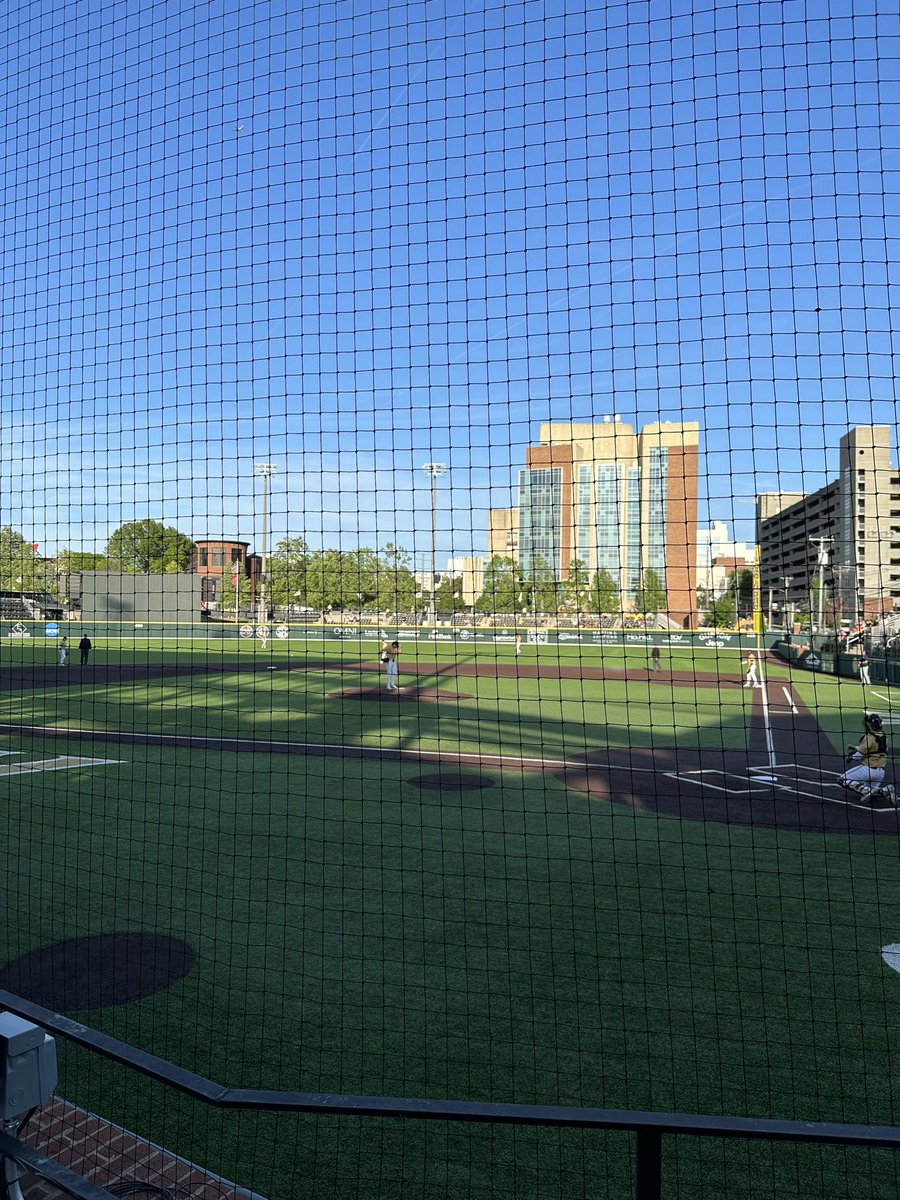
634 1129 662 1200
0 1119 24 1200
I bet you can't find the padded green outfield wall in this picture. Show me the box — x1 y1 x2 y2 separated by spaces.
0 619 783 651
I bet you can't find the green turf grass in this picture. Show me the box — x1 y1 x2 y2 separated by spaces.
0 658 754 756
0 644 897 1197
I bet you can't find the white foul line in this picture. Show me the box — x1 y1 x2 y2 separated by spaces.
0 756 123 777
756 661 777 772
0 722 640 773
781 687 798 714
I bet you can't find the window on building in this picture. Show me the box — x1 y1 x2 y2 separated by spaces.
199 549 208 567
212 551 225 568
231 548 243 563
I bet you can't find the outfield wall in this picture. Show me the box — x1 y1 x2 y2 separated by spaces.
80 572 200 621
0 620 783 651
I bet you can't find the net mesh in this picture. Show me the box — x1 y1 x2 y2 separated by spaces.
0 0 899 1196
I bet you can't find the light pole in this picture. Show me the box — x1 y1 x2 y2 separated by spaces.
421 462 448 626
809 537 833 636
782 575 793 633
254 463 277 624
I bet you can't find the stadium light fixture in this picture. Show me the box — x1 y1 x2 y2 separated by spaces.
782 575 793 632
421 463 448 628
253 463 278 626
808 537 833 636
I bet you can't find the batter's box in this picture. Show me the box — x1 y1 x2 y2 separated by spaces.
663 769 774 795
668 767 898 813
749 761 843 783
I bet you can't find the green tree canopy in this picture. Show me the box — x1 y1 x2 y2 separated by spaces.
527 555 560 615
703 593 736 628
266 538 310 607
564 558 591 613
589 568 620 616
56 549 107 572
475 556 522 613
0 527 49 592
433 574 466 614
634 569 668 616
375 543 419 612
267 545 417 613
730 568 754 614
106 520 193 573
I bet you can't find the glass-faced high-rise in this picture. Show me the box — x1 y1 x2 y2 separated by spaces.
511 419 700 625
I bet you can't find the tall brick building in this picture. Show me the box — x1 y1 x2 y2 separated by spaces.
493 419 700 626
191 540 260 610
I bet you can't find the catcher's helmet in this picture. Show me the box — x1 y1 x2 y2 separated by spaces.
865 712 884 731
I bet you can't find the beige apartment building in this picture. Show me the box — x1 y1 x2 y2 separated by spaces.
757 426 900 620
490 418 700 625
487 508 518 559
445 556 485 608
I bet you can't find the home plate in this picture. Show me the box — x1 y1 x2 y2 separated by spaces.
882 944 900 974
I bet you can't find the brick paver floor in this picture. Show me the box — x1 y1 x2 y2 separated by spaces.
17 1096 259 1199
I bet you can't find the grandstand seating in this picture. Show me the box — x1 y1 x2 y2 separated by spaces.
0 597 30 621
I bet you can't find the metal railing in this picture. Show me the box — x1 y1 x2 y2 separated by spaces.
1 988 898 1200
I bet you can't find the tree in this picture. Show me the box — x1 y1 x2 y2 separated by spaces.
376 544 418 612
729 568 754 615
528 556 560 615
266 538 309 607
106 520 193 573
564 558 591 613
56 549 106 572
634 569 667 617
217 571 241 614
342 547 381 609
433 574 466 614
703 594 736 628
589 568 620 616
0 527 49 592
475 556 521 613
302 550 343 612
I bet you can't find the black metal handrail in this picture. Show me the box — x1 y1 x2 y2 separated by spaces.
1 988 898 1200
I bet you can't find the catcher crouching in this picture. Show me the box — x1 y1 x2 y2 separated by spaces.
840 712 897 804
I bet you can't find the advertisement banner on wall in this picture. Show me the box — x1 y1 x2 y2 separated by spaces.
0 621 783 651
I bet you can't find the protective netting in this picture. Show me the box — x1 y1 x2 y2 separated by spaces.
0 0 899 1197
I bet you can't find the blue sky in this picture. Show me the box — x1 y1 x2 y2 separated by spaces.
0 0 898 561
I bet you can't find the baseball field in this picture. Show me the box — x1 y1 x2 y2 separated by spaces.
0 631 897 1198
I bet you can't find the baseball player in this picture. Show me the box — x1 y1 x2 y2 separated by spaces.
840 712 896 803
743 651 761 688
